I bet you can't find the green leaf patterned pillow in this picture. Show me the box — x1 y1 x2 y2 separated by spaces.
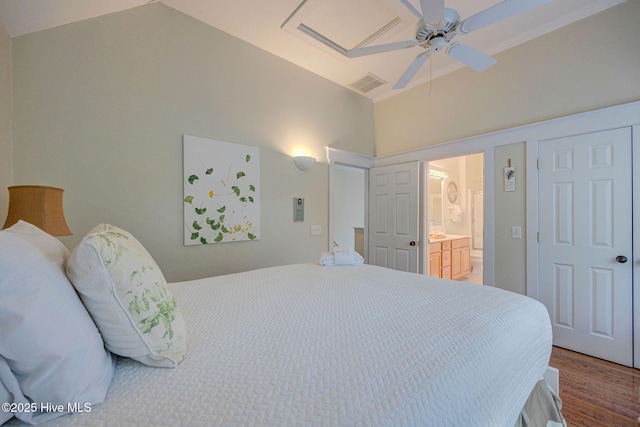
66 224 187 368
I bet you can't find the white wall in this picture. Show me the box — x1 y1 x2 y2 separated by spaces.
10 4 374 281
0 19 10 226
331 165 365 248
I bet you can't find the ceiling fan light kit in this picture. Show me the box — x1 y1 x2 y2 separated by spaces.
346 0 551 90
428 35 445 52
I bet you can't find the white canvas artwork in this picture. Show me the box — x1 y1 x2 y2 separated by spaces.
183 135 260 245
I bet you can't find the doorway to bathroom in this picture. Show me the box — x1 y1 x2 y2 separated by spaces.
427 152 484 284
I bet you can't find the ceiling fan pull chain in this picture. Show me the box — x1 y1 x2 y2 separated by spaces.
429 53 433 97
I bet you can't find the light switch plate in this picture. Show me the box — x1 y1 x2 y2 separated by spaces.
311 225 321 235
511 226 522 239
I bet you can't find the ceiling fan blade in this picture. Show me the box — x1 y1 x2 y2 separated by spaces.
393 52 429 89
420 0 445 27
458 0 551 34
399 0 422 19
447 42 497 72
347 40 417 58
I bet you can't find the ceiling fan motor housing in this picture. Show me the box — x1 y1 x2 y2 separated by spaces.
441 8 461 33
416 8 460 51
421 8 460 32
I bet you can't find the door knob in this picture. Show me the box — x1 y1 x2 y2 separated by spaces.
409 241 416 246
616 255 628 263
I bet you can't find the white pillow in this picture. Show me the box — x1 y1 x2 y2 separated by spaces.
66 224 187 368
0 221 115 425
0 356 17 425
0 358 14 425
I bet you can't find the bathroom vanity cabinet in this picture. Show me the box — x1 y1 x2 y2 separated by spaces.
428 236 471 280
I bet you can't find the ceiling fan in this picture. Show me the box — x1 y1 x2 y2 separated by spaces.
346 0 551 89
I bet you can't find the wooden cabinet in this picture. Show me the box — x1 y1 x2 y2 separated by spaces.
451 237 471 280
428 244 442 278
441 240 451 279
429 237 470 280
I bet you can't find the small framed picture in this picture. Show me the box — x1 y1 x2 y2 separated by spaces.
504 167 516 192
294 197 304 222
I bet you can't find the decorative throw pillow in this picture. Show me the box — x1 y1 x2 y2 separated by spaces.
66 224 187 368
0 221 115 424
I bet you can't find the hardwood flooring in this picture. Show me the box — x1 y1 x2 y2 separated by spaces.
550 346 640 426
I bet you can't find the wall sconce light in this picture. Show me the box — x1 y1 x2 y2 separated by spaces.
293 155 316 171
2 185 72 236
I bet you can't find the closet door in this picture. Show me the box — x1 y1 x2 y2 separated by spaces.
538 127 632 367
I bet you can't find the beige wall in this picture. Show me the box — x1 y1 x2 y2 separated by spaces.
7 1 637 292
374 1 640 295
374 0 640 156
493 143 526 295
0 19 10 225
10 4 374 281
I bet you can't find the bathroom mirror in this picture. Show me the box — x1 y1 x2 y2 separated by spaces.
447 181 458 203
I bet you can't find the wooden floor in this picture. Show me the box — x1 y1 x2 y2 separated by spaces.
550 346 640 426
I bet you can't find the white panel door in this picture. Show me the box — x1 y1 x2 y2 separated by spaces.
538 127 632 366
368 162 419 272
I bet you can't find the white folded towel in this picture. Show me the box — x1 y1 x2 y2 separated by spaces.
334 247 352 266
318 252 334 266
319 248 364 266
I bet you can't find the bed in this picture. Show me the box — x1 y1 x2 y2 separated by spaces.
0 222 564 426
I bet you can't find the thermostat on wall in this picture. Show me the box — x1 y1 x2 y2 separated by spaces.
294 197 304 222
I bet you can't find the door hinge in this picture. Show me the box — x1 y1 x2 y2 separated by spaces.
537 159 540 170
537 232 540 242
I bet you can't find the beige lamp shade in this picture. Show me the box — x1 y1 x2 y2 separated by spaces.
3 185 72 236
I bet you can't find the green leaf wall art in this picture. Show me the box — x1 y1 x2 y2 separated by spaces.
183 135 260 246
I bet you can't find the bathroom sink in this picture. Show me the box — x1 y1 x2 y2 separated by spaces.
429 234 446 240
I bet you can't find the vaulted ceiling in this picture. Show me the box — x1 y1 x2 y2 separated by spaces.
0 0 625 101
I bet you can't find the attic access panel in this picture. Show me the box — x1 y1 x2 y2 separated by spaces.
282 0 416 58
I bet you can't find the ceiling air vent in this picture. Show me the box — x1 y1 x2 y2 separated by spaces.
350 73 386 93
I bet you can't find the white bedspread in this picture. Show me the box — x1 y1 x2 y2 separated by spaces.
16 264 552 426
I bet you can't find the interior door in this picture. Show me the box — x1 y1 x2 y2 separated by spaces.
368 162 419 272
538 127 633 366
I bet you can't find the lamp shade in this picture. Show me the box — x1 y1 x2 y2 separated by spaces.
3 186 72 236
